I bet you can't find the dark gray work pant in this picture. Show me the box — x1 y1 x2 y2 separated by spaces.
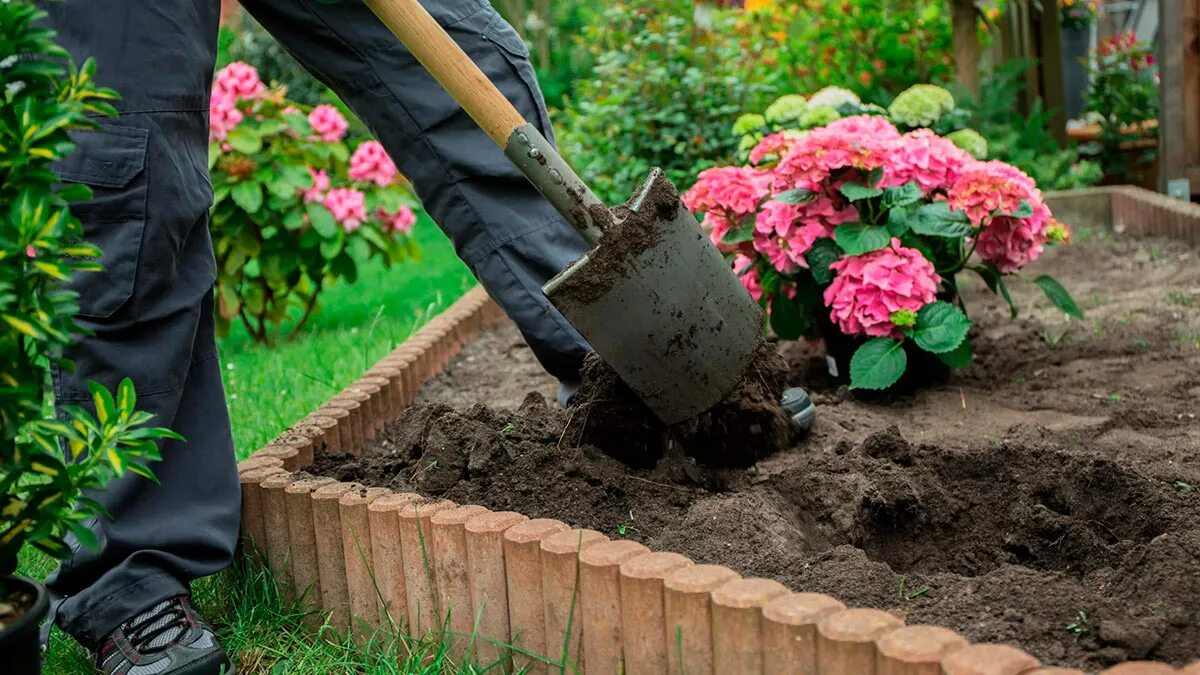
42 0 590 647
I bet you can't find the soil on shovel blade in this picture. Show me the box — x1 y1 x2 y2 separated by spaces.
309 228 1200 671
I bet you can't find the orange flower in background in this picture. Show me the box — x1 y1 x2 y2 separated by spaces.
859 71 873 86
745 0 775 10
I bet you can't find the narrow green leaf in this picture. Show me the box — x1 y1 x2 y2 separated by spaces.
1032 275 1084 319
89 381 116 425
834 223 891 255
68 521 99 551
910 301 971 354
849 338 908 390
126 462 160 484
33 537 71 560
839 182 884 203
116 378 136 417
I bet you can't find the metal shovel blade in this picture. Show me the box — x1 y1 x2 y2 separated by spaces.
542 169 765 425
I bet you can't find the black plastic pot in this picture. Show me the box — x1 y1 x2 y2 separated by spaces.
0 575 49 675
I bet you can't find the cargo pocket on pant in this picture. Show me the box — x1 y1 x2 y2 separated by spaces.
482 14 553 135
52 124 149 318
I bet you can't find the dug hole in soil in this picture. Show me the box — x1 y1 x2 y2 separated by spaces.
309 228 1200 671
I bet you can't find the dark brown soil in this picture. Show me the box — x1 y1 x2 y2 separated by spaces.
309 228 1200 671
548 169 673 306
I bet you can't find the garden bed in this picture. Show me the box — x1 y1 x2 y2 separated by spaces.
305 212 1199 671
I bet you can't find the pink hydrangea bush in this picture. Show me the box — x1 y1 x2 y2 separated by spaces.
207 62 422 343
684 111 1082 391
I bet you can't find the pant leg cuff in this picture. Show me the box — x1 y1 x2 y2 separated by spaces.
57 570 187 649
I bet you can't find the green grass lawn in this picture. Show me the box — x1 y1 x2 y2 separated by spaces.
17 216 530 673
221 214 474 458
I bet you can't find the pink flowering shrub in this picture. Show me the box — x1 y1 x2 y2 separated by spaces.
208 62 422 343
684 112 1082 391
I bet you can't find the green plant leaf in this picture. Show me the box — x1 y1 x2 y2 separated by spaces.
283 112 312 136
774 187 818 205
1012 199 1033 218
1032 275 1084 319
33 537 71 560
974 265 1017 318
886 206 913 236
116 377 136 419
89 380 116 426
804 238 841 285
724 216 755 244
839 182 884 203
769 293 808 340
834 223 890 255
881 181 923 210
910 202 974 237
226 126 262 154
937 338 973 369
306 202 338 238
849 338 907 390
320 231 345 259
68 521 99 551
866 166 885 187
910 301 971 353
231 181 263 214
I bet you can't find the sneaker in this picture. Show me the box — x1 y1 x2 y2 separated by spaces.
95 596 234 675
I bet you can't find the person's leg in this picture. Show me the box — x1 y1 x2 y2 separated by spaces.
240 0 592 401
39 0 239 655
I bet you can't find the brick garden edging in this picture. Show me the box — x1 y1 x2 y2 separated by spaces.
235 188 1200 674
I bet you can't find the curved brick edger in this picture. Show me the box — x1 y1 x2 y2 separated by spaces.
237 187 1200 674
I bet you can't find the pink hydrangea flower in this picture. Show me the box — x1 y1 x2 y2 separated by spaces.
308 104 349 143
947 160 1052 272
774 115 900 187
301 167 330 203
749 130 804 165
732 253 763 301
214 62 265 99
823 114 903 140
25 245 36 258
702 213 738 251
323 188 366 232
682 166 771 219
823 238 941 338
888 130 974 194
752 220 828 273
349 140 398 187
378 205 417 234
756 192 854 238
974 207 1052 273
946 160 1042 225
208 90 243 142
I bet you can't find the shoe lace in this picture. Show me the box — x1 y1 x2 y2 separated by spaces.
124 600 190 655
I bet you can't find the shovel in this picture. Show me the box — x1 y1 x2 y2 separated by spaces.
362 0 764 425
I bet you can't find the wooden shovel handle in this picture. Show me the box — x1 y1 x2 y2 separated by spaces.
362 0 528 148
